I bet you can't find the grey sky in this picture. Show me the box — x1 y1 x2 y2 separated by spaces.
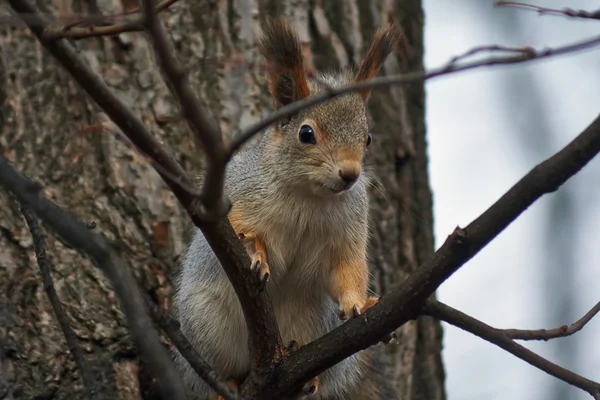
424 1 600 399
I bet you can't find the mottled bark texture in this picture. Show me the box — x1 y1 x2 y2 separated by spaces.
0 0 444 399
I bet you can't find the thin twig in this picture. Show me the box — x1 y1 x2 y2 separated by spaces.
143 297 241 400
38 0 181 40
443 44 535 68
228 35 600 158
8 0 283 388
423 300 600 400
20 207 97 398
7 0 193 200
0 155 187 400
142 0 229 219
9 0 600 397
141 0 283 373
504 301 600 341
262 113 600 399
495 1 600 20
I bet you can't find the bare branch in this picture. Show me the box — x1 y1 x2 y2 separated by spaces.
20 198 238 400
143 296 241 400
140 0 283 373
8 0 283 383
423 300 600 400
8 0 600 397
12 160 240 400
261 113 600 398
495 1 600 20
442 44 535 68
504 301 600 341
228 35 600 157
0 156 187 400
7 0 181 40
141 0 228 218
6 0 192 200
20 207 97 399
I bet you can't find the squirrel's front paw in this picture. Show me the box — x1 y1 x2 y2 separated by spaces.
238 232 270 287
250 249 270 284
338 297 397 344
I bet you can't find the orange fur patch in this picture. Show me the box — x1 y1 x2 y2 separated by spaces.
336 147 363 164
227 205 250 236
328 251 369 317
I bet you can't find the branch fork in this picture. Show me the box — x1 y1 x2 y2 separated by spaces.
3 0 600 398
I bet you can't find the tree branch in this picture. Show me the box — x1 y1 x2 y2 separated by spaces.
8 0 600 397
495 1 600 20
140 0 283 371
263 112 600 398
504 301 600 341
143 296 241 400
141 0 228 218
8 0 283 383
20 207 97 399
0 156 187 400
11 0 182 40
228 35 600 157
423 300 600 400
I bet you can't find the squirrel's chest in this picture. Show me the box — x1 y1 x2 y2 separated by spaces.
258 205 347 283
265 223 336 281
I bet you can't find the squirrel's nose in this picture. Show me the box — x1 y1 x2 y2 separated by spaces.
338 168 360 185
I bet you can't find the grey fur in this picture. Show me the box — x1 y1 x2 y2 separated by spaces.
173 36 384 396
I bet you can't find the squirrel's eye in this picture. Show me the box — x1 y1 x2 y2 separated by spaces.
299 125 316 144
366 133 372 147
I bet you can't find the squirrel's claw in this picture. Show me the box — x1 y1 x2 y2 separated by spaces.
237 232 271 288
338 296 381 321
382 331 398 344
250 251 270 287
287 339 301 352
301 376 320 397
338 296 396 344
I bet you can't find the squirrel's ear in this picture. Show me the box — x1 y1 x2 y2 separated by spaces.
258 18 310 109
355 23 403 101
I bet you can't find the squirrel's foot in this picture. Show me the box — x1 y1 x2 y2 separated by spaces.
250 249 270 284
212 379 238 400
338 296 379 320
338 297 397 344
238 232 270 287
287 340 320 398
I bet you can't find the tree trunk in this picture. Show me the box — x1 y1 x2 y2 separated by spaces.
0 0 444 399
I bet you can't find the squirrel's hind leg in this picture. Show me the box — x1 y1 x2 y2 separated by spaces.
212 379 238 400
237 232 270 285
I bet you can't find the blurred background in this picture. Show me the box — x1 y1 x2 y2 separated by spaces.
423 1 600 399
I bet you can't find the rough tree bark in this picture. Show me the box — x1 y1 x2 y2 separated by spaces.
0 0 445 399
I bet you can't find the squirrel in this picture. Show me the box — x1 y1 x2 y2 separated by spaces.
173 17 402 400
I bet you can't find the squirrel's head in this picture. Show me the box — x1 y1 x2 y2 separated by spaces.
258 18 402 197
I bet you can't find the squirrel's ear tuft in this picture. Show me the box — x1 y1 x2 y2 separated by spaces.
258 18 310 109
355 23 403 101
